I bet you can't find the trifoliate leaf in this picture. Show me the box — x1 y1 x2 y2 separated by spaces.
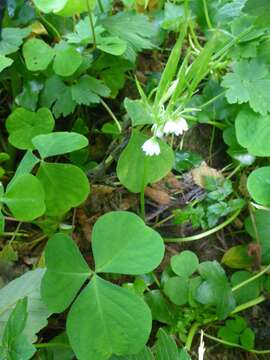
71 75 110 105
222 59 270 115
102 11 156 62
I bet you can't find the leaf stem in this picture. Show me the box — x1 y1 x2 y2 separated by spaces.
165 209 241 242
86 0 96 48
203 0 213 29
232 264 270 292
100 99 122 133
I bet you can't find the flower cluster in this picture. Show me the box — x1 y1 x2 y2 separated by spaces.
142 117 188 156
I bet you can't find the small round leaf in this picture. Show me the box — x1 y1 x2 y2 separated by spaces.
170 251 199 277
247 166 270 206
163 277 189 305
23 38 55 72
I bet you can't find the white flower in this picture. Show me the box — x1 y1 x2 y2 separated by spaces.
163 117 188 136
198 331 206 360
142 137 160 156
152 124 164 138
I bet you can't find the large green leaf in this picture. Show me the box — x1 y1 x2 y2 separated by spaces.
245 209 270 263
247 167 270 206
23 38 55 72
0 298 36 360
41 233 91 313
56 0 92 16
117 131 174 193
36 162 90 216
244 0 270 26
153 329 179 360
196 261 235 320
0 269 51 343
6 108 55 150
67 275 152 360
235 108 270 156
32 132 88 159
110 347 153 360
3 174 45 221
92 211 164 274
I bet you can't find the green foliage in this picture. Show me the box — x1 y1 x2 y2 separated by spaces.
247 167 270 206
23 38 55 72
6 108 55 150
117 131 174 193
170 251 199 278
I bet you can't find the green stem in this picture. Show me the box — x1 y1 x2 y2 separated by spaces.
86 0 96 48
199 90 226 110
35 343 71 349
185 322 199 351
232 264 270 292
231 295 266 315
203 0 213 29
226 163 241 180
165 209 241 242
204 333 270 354
100 99 122 133
97 0 104 12
37 11 61 40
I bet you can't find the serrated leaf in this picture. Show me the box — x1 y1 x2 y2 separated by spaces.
71 75 110 105
93 211 164 274
3 174 45 221
117 130 174 193
222 59 270 115
36 162 90 216
23 38 55 72
32 132 88 158
41 233 91 313
102 12 156 62
67 275 152 360
40 75 76 118
0 28 31 56
6 108 54 150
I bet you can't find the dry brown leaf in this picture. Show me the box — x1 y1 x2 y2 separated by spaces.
191 162 223 188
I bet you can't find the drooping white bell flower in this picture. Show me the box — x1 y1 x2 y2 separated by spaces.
152 123 164 138
164 117 188 136
142 137 160 156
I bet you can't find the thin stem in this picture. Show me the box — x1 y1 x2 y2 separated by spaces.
248 201 260 244
86 0 96 48
199 91 226 110
165 209 241 242
9 222 22 244
226 163 241 180
209 126 215 166
231 295 266 314
232 264 270 292
204 333 270 354
37 11 61 40
153 213 175 228
203 0 213 29
97 0 104 12
100 99 122 133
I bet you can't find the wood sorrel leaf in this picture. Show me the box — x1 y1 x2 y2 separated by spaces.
23 38 55 72
247 166 270 206
109 346 153 359
67 275 152 360
6 108 55 150
41 233 91 313
196 261 235 320
36 162 90 216
53 44 82 77
32 132 88 159
163 277 189 306
170 250 199 278
92 211 164 274
117 130 174 193
3 174 45 221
